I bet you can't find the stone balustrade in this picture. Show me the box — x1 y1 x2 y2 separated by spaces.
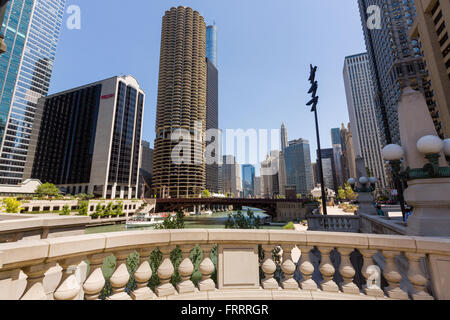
0 229 449 300
306 215 360 233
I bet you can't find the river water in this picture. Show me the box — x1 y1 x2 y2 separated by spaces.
85 208 284 234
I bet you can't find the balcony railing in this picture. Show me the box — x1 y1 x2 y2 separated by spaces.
0 229 449 300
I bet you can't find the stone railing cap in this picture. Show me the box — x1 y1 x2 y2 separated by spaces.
169 229 209 244
208 229 270 243
414 237 450 255
306 231 369 248
46 234 107 260
269 230 307 244
105 230 171 250
0 240 50 268
367 234 416 251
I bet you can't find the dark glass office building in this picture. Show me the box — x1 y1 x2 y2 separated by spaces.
316 148 338 192
284 139 314 196
242 164 255 198
206 57 219 193
24 75 144 199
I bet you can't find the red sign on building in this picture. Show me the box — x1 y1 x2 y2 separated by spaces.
101 94 115 100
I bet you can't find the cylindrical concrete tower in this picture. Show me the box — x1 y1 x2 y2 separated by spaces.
152 6 207 198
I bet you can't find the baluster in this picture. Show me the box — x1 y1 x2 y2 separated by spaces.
131 248 154 300
108 250 132 300
83 253 109 300
382 250 409 300
198 244 215 291
298 246 317 290
21 262 56 300
405 253 434 300
318 247 339 292
280 245 298 290
261 245 278 289
156 245 175 297
360 249 384 297
54 257 85 300
337 248 360 294
177 245 195 294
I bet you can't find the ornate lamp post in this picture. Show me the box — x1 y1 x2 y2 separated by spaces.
382 144 408 221
347 176 378 216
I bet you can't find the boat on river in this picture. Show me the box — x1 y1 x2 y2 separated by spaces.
126 213 164 228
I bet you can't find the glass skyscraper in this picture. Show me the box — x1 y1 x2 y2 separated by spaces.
285 139 314 196
0 0 66 184
206 24 217 67
241 164 255 198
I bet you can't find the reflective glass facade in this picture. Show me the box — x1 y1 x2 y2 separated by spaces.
206 25 217 67
0 0 65 184
284 139 314 195
241 164 255 198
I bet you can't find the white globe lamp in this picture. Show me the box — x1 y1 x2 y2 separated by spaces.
348 178 356 186
417 135 444 155
369 177 377 184
359 177 369 185
382 144 404 161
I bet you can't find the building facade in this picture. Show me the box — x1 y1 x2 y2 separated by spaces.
344 53 388 189
221 155 241 197
284 139 314 196
152 6 207 198
254 176 261 198
139 140 153 198
340 123 357 183
0 0 66 185
24 76 144 199
260 151 279 199
206 57 219 193
358 0 438 146
317 149 338 192
241 164 255 198
410 0 450 138
331 127 344 187
206 24 217 67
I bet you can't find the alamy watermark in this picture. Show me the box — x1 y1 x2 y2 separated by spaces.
66 5 81 30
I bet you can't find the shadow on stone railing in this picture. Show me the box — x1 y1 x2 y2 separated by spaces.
306 215 360 233
0 230 449 300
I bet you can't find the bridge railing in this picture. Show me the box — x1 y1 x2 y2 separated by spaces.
0 229 449 300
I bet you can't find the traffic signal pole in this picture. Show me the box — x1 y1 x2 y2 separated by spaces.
307 65 328 215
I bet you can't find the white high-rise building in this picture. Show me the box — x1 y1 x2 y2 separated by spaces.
343 53 388 189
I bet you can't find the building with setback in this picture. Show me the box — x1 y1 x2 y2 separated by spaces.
24 75 144 199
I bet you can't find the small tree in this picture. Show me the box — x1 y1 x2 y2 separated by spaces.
60 205 71 216
345 183 357 201
155 212 185 230
338 187 346 201
77 201 88 216
35 183 60 198
201 189 211 198
2 197 23 213
225 210 262 229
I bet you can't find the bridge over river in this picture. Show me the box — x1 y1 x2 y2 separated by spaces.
153 198 318 222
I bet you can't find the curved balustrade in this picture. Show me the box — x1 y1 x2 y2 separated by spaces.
0 230 449 300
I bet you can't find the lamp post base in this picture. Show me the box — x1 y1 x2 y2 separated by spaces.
404 178 450 237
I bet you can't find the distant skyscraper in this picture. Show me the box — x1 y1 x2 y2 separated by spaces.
340 123 357 183
254 176 261 198
24 76 144 199
206 57 219 193
358 0 437 146
0 0 66 185
278 123 288 196
221 155 241 197
261 151 279 199
139 140 154 198
281 123 289 153
344 53 388 189
317 149 338 192
331 128 344 187
241 164 255 198
206 24 217 67
152 7 207 198
285 139 314 196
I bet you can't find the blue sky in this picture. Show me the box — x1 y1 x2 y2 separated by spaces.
50 0 367 171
